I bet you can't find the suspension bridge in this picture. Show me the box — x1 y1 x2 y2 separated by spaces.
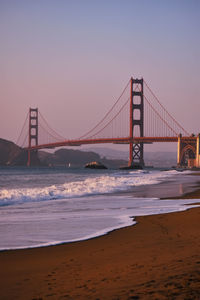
16 77 200 168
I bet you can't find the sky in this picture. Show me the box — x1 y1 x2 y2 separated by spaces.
0 0 200 153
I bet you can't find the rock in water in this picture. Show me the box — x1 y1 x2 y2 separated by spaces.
85 161 107 169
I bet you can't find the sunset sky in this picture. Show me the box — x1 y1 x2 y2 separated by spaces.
0 0 199 152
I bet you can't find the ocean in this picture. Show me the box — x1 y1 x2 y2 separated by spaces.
0 167 199 251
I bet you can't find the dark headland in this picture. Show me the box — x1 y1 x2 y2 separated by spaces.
0 138 127 168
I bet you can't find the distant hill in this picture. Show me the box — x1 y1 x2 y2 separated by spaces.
0 138 21 165
38 148 127 168
0 138 177 168
144 151 176 167
79 146 177 167
0 138 127 168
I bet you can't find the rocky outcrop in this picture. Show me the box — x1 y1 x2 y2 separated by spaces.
85 161 107 169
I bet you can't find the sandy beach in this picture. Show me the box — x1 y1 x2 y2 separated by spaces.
0 187 200 300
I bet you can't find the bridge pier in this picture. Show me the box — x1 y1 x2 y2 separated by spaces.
196 134 200 167
177 134 200 168
27 150 31 167
177 134 182 166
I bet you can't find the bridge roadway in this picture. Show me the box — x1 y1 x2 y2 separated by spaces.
26 136 197 151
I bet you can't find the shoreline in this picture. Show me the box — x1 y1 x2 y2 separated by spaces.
1 184 200 252
0 208 200 299
1 197 200 253
0 215 136 253
0 186 200 298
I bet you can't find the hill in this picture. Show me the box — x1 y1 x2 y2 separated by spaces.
0 138 21 165
0 138 41 166
38 148 127 168
82 147 177 167
0 138 177 168
0 138 127 168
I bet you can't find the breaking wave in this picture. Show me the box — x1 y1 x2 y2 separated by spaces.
0 170 181 206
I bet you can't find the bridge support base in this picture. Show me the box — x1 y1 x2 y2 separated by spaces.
129 143 144 168
27 150 31 167
177 134 200 168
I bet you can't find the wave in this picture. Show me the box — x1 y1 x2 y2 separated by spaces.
0 170 186 206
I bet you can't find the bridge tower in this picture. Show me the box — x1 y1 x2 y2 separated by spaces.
129 78 144 168
27 108 38 166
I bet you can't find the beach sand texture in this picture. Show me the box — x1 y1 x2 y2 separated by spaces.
0 193 200 299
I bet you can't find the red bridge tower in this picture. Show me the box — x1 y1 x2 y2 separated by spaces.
129 78 144 168
27 108 38 166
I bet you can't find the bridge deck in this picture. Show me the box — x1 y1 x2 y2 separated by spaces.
26 136 197 151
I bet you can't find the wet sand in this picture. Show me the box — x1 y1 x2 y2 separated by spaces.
0 190 200 299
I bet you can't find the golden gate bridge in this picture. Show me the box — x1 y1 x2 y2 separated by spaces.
16 77 199 168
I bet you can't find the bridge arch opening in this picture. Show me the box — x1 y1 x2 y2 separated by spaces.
133 96 141 105
133 125 141 136
31 128 37 135
180 144 196 166
133 109 141 120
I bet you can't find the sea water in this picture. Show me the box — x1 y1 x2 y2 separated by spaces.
0 167 199 250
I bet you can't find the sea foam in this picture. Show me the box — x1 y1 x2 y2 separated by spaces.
0 169 183 206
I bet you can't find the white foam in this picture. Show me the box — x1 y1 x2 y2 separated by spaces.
0 169 198 250
0 195 199 251
0 215 136 251
0 169 186 206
